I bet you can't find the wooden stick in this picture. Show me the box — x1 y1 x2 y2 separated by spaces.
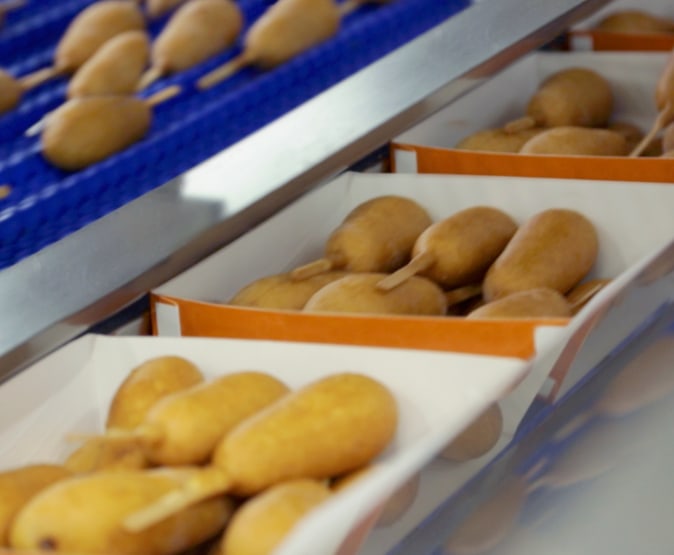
630 102 674 157
196 53 249 90
376 252 434 291
445 283 482 307
123 467 230 532
568 280 610 315
19 66 66 91
290 258 334 280
137 65 166 92
65 424 162 445
503 115 536 134
145 84 182 107
25 111 53 137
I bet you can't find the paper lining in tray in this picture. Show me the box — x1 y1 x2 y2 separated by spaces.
0 333 527 555
151 171 674 403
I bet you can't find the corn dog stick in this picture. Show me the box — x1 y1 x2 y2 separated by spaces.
196 52 249 90
566 279 610 314
634 49 674 157
145 83 182 106
18 67 66 91
124 466 230 532
630 102 674 157
290 258 337 281
376 252 434 291
123 373 398 532
445 283 482 308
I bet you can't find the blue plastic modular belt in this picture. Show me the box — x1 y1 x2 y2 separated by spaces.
0 0 471 270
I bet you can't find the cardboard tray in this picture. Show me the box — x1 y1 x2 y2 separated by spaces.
150 171 674 402
390 51 673 182
0 333 528 555
566 0 674 51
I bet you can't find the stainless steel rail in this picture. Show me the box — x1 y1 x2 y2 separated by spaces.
0 0 611 380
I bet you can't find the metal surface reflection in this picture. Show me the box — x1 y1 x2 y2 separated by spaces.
395 304 674 555
444 476 528 555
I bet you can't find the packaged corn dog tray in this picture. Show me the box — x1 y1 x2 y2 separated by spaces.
0 332 528 555
567 0 674 51
151 171 674 404
391 51 674 181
